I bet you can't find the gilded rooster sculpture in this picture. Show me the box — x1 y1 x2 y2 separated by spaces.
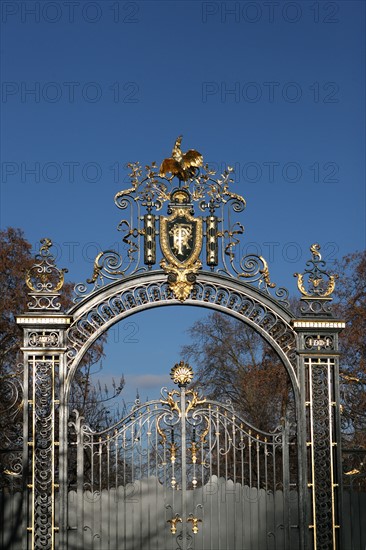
159 136 203 182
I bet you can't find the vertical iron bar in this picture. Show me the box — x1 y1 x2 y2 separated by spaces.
249 432 253 550
123 431 127 550
333 355 343 550
139 415 143 550
225 414 229 550
327 359 337 549
209 407 213 550
256 435 260 550
22 355 29 550
216 411 221 550
115 433 118 550
107 435 111 550
264 438 268 550
131 424 135 550
76 416 84 548
282 419 290 550
154 412 159 550
273 437 277 550
180 386 188 550
298 353 309 550
147 418 151 550
200 428 205 550
308 359 316 549
232 417 237 549
241 429 244 550
99 438 102 550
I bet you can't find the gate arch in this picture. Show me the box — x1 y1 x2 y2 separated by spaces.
65 271 299 397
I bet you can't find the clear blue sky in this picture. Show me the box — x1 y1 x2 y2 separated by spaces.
1 1 365 405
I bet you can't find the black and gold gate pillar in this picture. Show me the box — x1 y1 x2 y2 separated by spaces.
293 245 345 550
17 240 71 550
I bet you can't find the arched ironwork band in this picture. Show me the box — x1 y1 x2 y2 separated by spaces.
66 272 298 389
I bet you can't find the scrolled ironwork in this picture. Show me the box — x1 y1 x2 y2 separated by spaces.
33 359 56 549
1 366 24 487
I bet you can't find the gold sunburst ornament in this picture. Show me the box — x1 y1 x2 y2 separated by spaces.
170 361 194 387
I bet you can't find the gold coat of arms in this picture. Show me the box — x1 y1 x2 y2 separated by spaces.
160 189 203 301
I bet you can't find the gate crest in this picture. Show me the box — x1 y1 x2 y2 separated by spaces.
74 136 290 306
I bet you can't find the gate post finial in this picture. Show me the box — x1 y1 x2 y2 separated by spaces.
18 238 72 550
294 243 338 317
25 238 68 311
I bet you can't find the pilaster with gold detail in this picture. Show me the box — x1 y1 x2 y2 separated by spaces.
17 314 71 550
17 239 71 550
293 245 345 550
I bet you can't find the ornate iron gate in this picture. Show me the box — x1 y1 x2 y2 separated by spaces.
11 137 346 550
67 362 298 550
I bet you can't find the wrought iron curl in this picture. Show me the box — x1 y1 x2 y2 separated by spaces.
275 286 290 308
1 366 23 422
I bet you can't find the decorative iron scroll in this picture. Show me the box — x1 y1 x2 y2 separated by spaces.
1 365 23 481
67 276 297 373
294 244 338 316
305 357 338 549
32 358 57 549
26 238 68 311
74 137 290 306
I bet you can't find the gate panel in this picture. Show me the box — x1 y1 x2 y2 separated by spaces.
67 363 299 550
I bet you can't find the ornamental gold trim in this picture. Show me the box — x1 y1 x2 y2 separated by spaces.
294 243 338 298
170 361 194 387
26 238 67 293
